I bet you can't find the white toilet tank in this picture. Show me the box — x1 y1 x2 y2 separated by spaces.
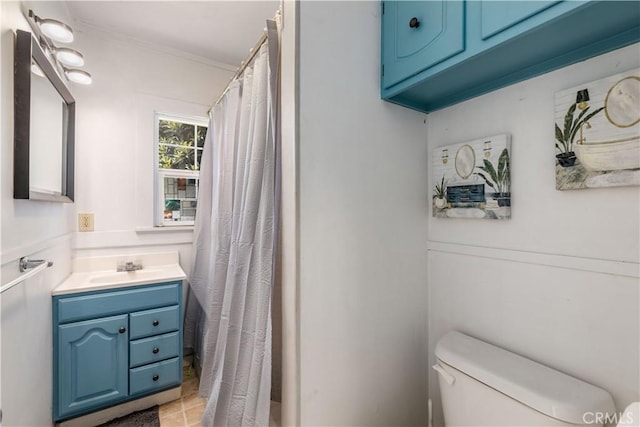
434 331 616 427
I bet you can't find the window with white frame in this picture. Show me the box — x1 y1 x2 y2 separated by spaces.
155 113 208 226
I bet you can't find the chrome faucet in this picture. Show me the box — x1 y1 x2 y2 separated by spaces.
117 261 143 272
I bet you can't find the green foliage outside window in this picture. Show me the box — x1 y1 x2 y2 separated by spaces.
158 119 207 170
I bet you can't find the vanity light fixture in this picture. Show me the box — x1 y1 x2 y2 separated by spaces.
576 89 590 110
27 9 92 85
29 10 73 43
442 148 449 164
64 68 92 85
52 47 84 67
31 61 45 78
483 140 492 158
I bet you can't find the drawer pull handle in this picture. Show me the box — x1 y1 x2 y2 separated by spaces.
409 17 420 29
152 320 160 326
118 327 126 334
152 374 159 381
152 347 160 354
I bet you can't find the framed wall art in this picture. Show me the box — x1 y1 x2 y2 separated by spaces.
432 134 511 220
555 69 640 190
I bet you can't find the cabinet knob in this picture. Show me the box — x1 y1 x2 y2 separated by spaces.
409 17 420 28
152 374 159 381
152 347 160 354
118 327 126 334
152 320 159 326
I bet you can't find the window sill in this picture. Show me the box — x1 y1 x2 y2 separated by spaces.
135 226 195 234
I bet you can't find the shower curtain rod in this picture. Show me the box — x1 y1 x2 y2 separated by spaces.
210 30 269 111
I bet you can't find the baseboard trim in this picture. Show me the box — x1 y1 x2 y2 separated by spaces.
56 387 181 427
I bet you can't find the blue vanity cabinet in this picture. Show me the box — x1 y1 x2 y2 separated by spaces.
53 281 183 422
381 1 640 112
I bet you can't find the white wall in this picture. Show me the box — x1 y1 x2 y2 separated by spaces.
69 24 234 278
1 239 72 427
1 2 75 425
279 1 299 425
296 2 429 425
427 44 640 426
1 4 75 253
0 1 3 417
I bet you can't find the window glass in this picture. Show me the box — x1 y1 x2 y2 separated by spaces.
162 177 199 222
156 115 207 226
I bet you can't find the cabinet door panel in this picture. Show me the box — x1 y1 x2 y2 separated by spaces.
480 1 560 40
57 315 128 419
382 0 464 89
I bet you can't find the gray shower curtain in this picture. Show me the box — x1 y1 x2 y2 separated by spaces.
187 19 279 427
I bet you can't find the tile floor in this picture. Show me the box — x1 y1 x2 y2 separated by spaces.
269 401 281 427
158 364 281 427
159 365 205 426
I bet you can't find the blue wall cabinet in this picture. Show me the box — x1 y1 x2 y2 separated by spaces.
382 1 464 89
53 281 182 421
381 1 640 112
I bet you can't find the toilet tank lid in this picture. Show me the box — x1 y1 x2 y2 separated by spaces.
435 331 616 424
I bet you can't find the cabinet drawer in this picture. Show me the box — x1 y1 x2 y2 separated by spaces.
129 357 181 396
56 282 181 324
130 331 180 368
130 305 180 339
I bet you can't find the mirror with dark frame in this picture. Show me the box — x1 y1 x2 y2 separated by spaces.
14 29 75 202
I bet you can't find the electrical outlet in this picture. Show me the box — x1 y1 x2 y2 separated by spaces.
78 213 94 232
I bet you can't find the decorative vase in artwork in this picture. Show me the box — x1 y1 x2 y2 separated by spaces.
555 151 577 167
492 192 511 207
435 197 447 209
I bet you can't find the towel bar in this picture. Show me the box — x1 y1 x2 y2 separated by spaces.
0 257 54 294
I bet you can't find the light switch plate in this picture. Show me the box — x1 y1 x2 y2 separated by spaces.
78 213 94 232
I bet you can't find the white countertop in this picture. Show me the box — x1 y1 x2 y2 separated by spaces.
52 252 187 296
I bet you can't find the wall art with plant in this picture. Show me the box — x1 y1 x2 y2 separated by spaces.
431 134 511 220
554 69 639 190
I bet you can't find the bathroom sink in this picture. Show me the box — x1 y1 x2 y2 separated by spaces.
52 252 187 295
88 269 166 284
